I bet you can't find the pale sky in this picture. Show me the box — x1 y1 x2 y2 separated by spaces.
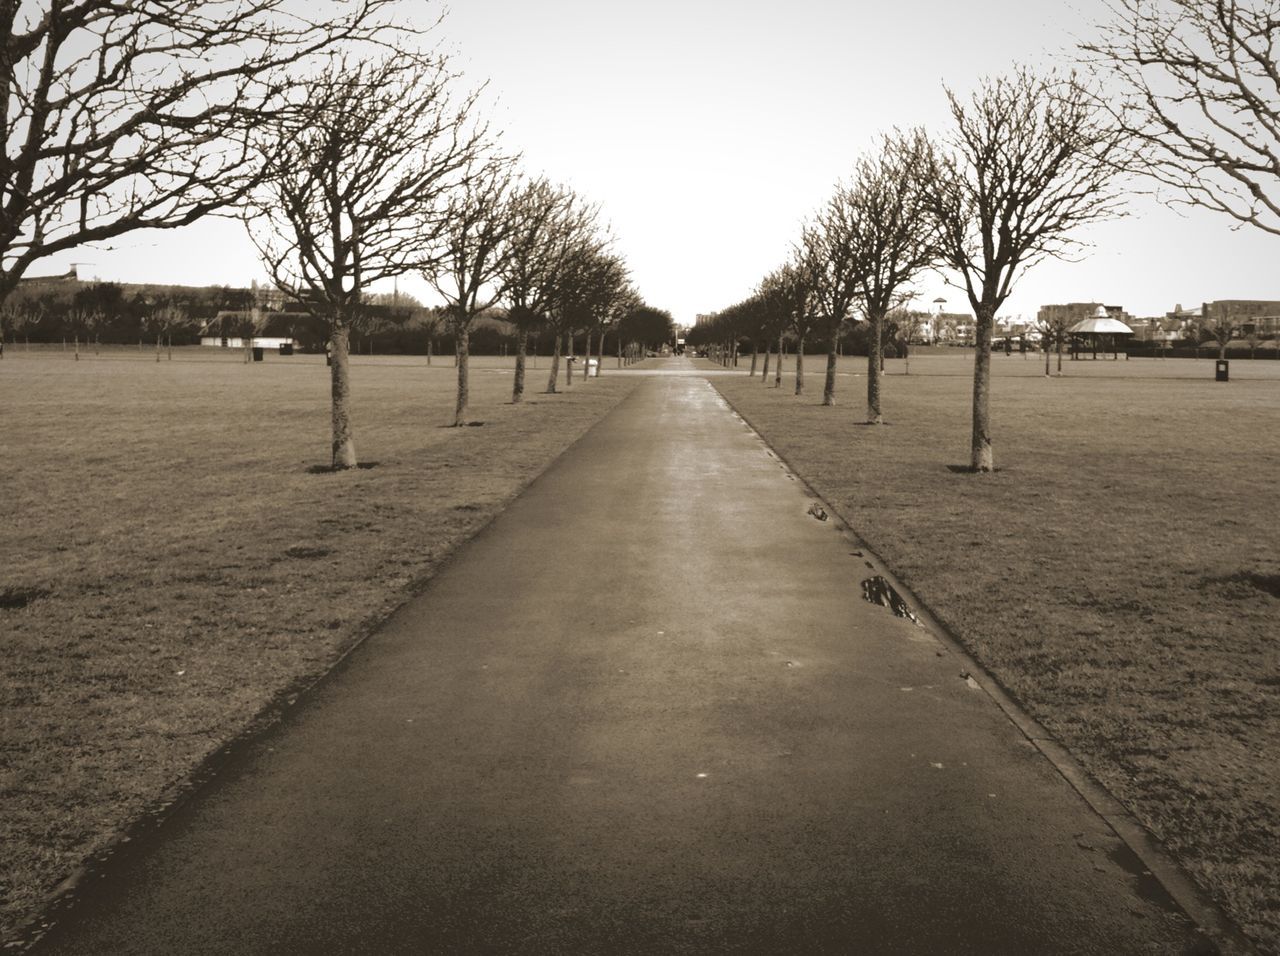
55 0 1277 323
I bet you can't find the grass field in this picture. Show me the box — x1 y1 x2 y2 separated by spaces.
0 347 643 942
713 352 1280 952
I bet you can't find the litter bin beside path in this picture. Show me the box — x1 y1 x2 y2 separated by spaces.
252 346 264 362
1216 359 1229 382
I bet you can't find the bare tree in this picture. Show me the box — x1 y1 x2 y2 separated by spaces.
894 309 930 375
757 270 795 387
591 284 639 379
1087 0 1280 235
0 301 16 355
580 255 632 381
923 70 1126 471
1202 310 1240 359
841 132 937 421
148 304 188 361
770 261 817 396
247 54 489 468
798 190 864 407
1035 313 1071 376
66 306 100 360
428 160 514 426
0 1 399 307
544 237 615 393
500 179 598 402
418 307 446 365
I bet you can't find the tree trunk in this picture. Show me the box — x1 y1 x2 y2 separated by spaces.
823 335 838 406
155 336 161 362
512 330 527 403
582 331 593 381
74 335 79 360
564 332 573 387
794 337 806 395
970 306 995 472
867 313 884 424
454 325 470 426
1044 338 1051 376
595 328 604 377
426 336 433 365
775 331 784 388
617 336 622 369
546 331 562 392
761 345 771 381
1057 336 1063 375
329 324 357 469
167 334 172 360
749 348 758 377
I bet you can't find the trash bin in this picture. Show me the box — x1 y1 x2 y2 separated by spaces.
1215 359 1229 382
252 346 264 362
279 343 294 356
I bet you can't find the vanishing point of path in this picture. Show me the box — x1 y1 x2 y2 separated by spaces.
37 362 1207 955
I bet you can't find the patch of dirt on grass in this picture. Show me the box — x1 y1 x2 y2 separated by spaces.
715 357 1280 952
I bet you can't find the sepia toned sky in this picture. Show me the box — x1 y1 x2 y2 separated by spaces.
64 0 1277 323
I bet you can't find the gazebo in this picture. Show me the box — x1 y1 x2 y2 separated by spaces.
1068 306 1133 360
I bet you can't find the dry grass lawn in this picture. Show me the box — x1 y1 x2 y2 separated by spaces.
0 347 642 942
714 352 1279 953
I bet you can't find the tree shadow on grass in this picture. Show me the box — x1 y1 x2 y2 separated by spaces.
435 421 486 428
305 461 380 474
0 586 49 609
1203 571 1280 598
946 464 1005 474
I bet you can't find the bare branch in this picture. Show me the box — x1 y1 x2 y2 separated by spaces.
0 1 409 302
1085 0 1280 235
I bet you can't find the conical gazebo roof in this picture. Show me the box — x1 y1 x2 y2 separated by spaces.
1068 316 1134 335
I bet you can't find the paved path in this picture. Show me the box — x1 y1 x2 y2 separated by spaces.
38 368 1202 955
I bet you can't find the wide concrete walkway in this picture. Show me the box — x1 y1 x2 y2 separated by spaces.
38 368 1202 954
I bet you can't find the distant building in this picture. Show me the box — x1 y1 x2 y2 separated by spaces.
1128 317 1182 344
932 312 976 344
1201 300 1280 336
694 313 717 327
16 265 82 286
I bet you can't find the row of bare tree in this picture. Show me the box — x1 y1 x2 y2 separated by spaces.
0 2 665 469
242 51 646 463
698 0 1279 472
698 70 1121 472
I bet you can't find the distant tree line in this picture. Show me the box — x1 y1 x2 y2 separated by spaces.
0 278 667 360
